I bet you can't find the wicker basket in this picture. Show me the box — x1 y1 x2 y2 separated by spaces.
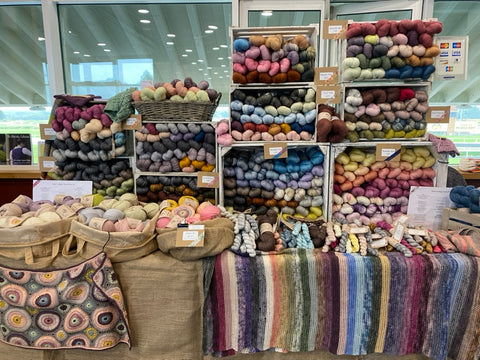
133 93 221 122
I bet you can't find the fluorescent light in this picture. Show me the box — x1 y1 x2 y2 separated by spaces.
205 30 214 34
166 41 174 45
220 44 228 48
84 54 91 57
38 37 45 41
262 10 273 16
73 51 80 54
185 49 193 52
221 64 226 67
192 62 197 65
138 9 149 14
208 25 218 30
97 43 106 46
212 47 220 50
182 54 188 57
198 59 204 63
217 57 224 60
104 49 111 52
140 19 151 24
167 34 176 38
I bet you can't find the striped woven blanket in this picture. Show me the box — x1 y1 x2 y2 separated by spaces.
203 250 480 360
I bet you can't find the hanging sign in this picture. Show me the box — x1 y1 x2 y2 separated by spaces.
434 36 468 81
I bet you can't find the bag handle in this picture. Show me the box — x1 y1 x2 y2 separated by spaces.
61 234 86 258
24 239 60 269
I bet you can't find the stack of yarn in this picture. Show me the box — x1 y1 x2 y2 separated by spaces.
135 175 216 204
49 158 133 197
342 19 442 81
232 33 315 84
222 146 326 218
449 185 480 213
156 197 221 229
230 88 316 141
332 146 436 224
135 122 216 173
343 86 428 141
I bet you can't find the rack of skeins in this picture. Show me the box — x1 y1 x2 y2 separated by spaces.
342 19 442 81
343 86 429 141
221 145 327 218
135 175 216 204
135 122 216 173
230 88 316 141
51 102 124 144
231 27 316 84
331 145 436 225
50 158 133 197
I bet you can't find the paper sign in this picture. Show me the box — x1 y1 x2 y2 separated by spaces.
316 85 341 104
426 106 451 124
407 186 455 230
314 67 339 85
39 124 56 140
32 180 93 202
434 36 468 81
322 20 348 39
197 172 219 188
376 143 401 162
175 225 205 247
123 114 142 130
264 142 288 159
38 156 56 172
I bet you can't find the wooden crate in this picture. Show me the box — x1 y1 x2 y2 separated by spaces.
441 208 480 231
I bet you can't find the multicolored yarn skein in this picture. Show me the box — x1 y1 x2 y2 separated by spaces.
219 206 258 257
135 175 216 205
343 86 428 141
342 19 443 81
135 122 216 173
230 88 316 142
232 33 315 84
332 145 436 225
222 146 326 218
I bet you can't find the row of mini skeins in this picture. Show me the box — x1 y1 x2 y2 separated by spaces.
135 176 216 204
222 147 325 218
344 87 428 141
342 19 442 81
135 122 216 173
332 146 436 225
51 133 126 164
230 88 316 141
50 159 133 197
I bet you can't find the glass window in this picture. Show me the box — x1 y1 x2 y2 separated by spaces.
428 1 480 164
0 5 50 165
58 3 231 120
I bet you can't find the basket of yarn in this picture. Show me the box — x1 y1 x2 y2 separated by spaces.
155 198 234 261
131 78 221 122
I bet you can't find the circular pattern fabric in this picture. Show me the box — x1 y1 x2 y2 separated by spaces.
0 252 130 350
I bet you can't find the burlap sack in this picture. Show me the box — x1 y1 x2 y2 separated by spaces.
0 218 73 269
64 215 158 263
156 217 234 261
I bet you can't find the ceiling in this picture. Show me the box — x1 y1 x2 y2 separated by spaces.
0 1 478 107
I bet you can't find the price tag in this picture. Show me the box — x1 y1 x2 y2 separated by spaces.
175 224 205 247
197 172 219 188
376 143 401 162
426 106 451 124
123 114 142 130
264 142 287 159
322 20 348 39
314 67 339 85
38 156 56 172
39 124 56 140
56 204 77 219
316 86 341 104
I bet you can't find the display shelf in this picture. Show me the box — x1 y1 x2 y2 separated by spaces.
218 142 330 220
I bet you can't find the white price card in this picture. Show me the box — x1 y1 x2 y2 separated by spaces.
407 186 455 230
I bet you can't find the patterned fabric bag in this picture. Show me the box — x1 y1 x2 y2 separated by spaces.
0 250 130 350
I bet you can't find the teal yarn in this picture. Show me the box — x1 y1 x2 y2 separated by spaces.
449 185 480 213
233 38 250 52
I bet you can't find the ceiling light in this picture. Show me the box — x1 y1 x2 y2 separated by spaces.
214 72 218 75
192 62 197 65
224 70 229 73
182 54 188 57
73 51 80 54
207 67 213 70
205 30 214 34
185 49 193 52
104 49 111 52
261 10 273 16
97 43 106 46
219 76 223 79
138 9 149 14
212 47 220 50
198 59 204 63
221 64 226 67
38 37 45 41
220 44 228 48
217 57 224 60
167 34 176 38
198 69 203 71
208 25 218 30
84 54 91 57
204 73 209 76
166 41 174 45
140 19 151 24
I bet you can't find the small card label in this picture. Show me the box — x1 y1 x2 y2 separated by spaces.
56 204 76 219
322 20 348 39
80 195 94 207
39 124 56 140
376 143 401 162
38 156 56 172
426 106 451 124
316 85 341 104
123 114 142 130
314 67 339 85
197 172 219 188
89 217 106 230
264 142 287 159
175 225 205 247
